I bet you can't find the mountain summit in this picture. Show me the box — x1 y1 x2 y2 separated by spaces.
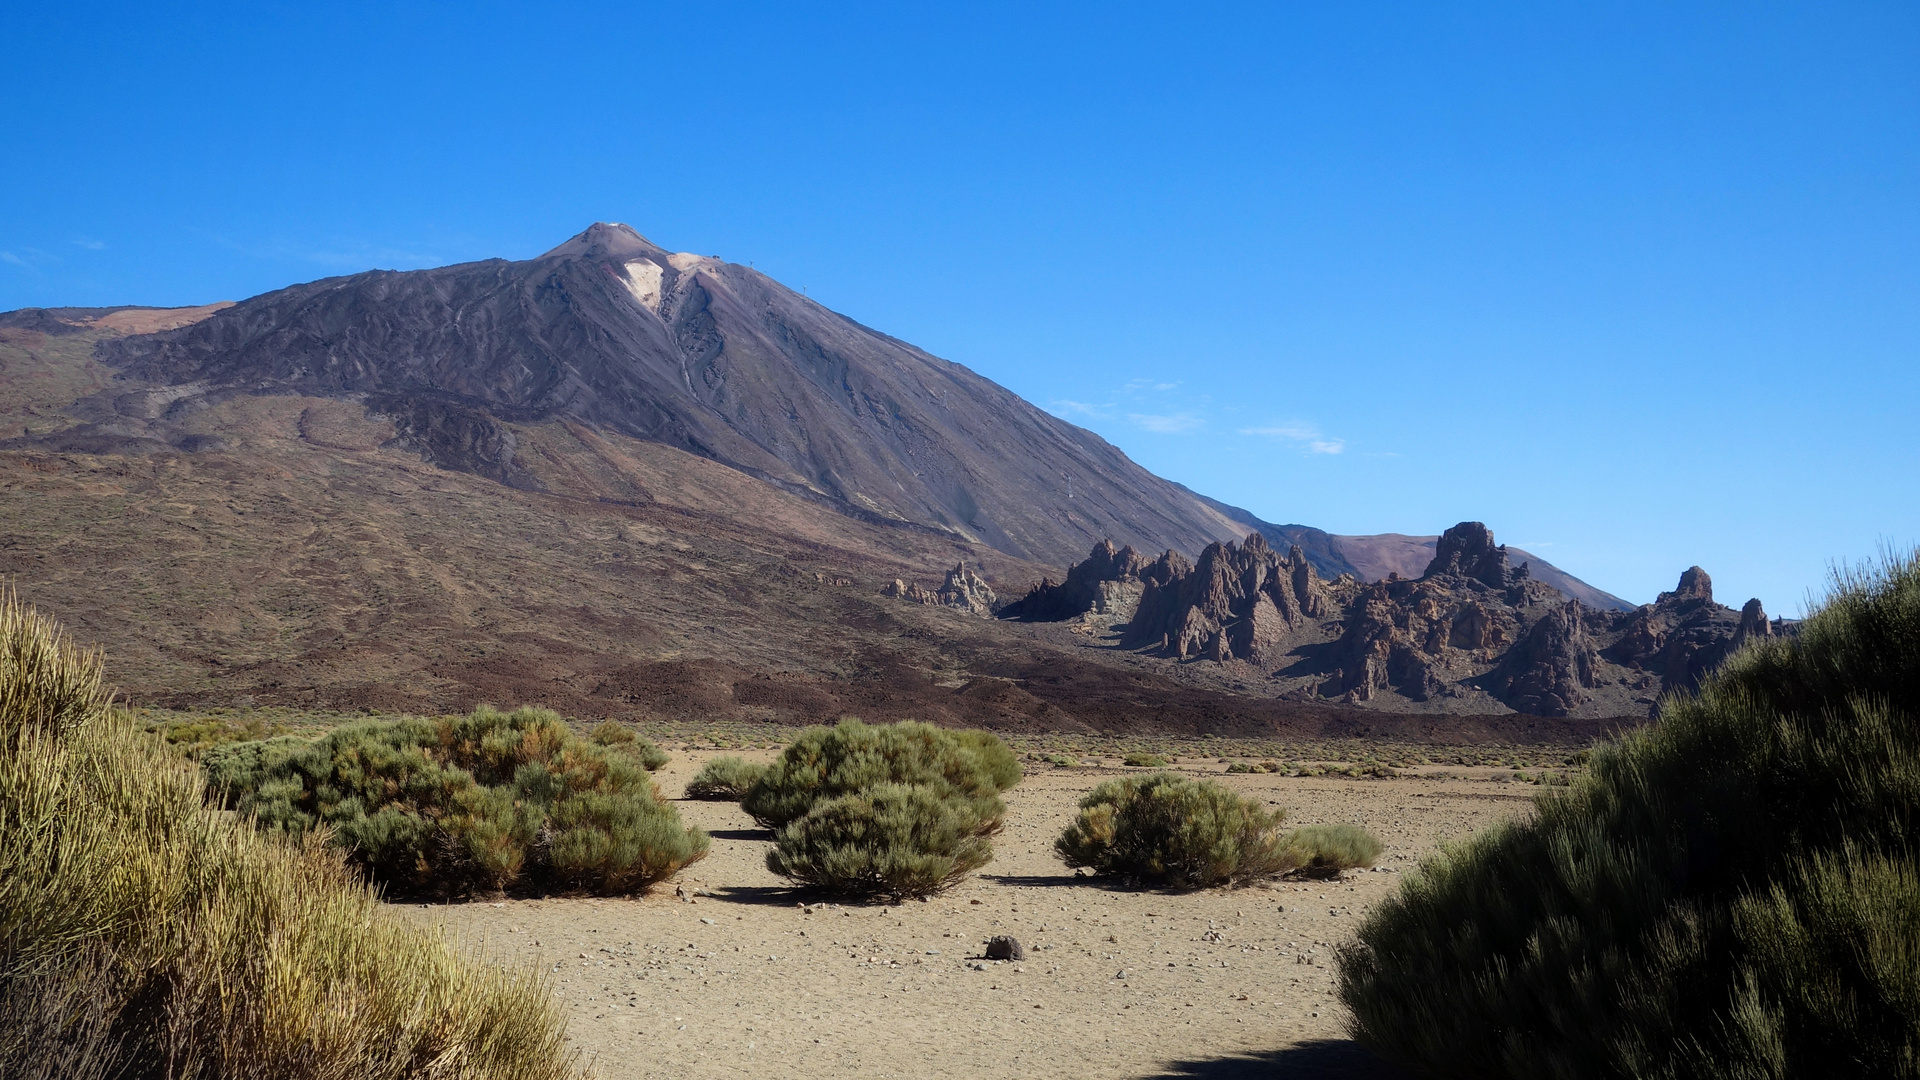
92 223 1249 563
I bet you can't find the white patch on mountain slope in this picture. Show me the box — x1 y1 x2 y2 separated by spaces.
621 259 664 312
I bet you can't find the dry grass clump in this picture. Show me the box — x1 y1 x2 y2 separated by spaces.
684 755 768 800
204 706 705 899
747 719 1021 899
0 590 579 1080
1122 751 1170 767
1339 553 1920 1079
1283 824 1383 878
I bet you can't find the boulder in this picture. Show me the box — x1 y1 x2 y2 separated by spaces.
985 935 1025 961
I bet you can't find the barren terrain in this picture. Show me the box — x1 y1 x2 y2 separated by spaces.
426 751 1536 1079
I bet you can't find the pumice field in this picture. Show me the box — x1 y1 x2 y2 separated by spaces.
433 752 1522 1080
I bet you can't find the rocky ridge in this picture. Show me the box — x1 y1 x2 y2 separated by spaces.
1004 522 1787 718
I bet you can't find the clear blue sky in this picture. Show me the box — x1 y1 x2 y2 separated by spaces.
4 2 1915 611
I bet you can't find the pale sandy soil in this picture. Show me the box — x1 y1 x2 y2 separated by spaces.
419 752 1537 1080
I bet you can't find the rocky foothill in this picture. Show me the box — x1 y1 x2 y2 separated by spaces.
1002 522 1790 719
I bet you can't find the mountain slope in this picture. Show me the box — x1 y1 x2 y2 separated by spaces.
81 223 1247 565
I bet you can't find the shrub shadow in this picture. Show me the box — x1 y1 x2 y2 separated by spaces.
703 828 774 841
978 872 1094 888
1145 1040 1410 1079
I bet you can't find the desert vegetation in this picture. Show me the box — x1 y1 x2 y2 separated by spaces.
1338 554 1920 1079
0 590 578 1079
746 718 1022 899
1055 772 1381 888
205 706 706 899
684 754 768 800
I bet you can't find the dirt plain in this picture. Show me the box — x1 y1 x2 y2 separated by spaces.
424 750 1539 1080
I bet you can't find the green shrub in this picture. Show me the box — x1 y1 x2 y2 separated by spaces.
588 719 670 768
1123 751 1169 768
0 592 579 1080
684 755 767 800
1226 761 1254 773
741 718 1019 830
764 783 994 899
1338 554 1920 1079
204 705 707 898
1055 772 1296 888
749 719 1021 897
1283 823 1383 878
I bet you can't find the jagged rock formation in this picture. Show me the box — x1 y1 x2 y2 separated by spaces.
1118 533 1336 664
996 540 1186 622
1489 602 1604 716
1603 566 1779 693
1011 521 1785 718
883 562 999 617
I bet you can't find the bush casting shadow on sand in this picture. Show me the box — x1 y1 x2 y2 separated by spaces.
1340 553 1920 1078
1146 1040 1412 1079
202 706 708 899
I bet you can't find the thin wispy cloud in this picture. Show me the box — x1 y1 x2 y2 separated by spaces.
0 251 26 268
1122 378 1180 394
71 238 106 250
1241 422 1345 455
1050 399 1114 419
191 227 452 271
1129 411 1204 434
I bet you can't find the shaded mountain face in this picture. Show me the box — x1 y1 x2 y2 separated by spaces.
81 223 1245 565
1000 522 1784 718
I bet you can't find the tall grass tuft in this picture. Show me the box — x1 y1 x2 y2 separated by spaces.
684 755 768 800
0 590 581 1079
0 584 110 740
205 705 706 899
1338 552 1920 1079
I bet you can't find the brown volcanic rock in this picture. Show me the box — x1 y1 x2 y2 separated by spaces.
1016 520 1776 719
883 562 999 616
1603 567 1767 693
1122 532 1333 663
1490 601 1604 716
74 223 1248 566
998 539 1169 621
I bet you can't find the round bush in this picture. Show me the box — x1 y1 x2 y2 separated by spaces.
1123 751 1169 768
684 755 767 801
1055 772 1297 889
1338 554 1920 1079
740 718 1019 831
765 783 993 899
203 705 707 898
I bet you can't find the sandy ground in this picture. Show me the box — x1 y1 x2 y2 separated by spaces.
419 752 1536 1080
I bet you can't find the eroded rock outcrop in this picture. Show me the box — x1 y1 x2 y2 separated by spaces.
882 562 999 617
1008 520 1786 719
1490 601 1604 716
999 540 1186 621
1603 567 1773 693
1118 532 1335 664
